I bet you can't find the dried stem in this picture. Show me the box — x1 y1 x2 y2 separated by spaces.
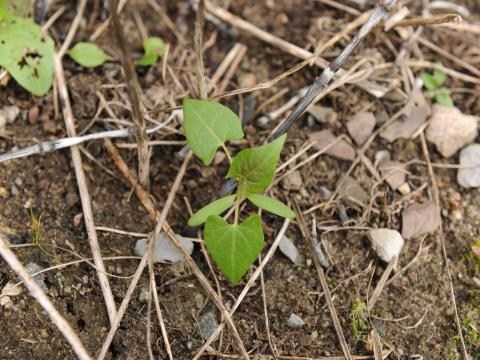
108 0 151 190
0 235 92 360
194 0 208 99
55 0 117 326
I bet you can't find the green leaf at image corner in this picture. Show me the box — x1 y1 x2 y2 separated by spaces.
0 16 54 96
205 214 264 284
183 98 244 165
137 36 165 66
247 193 295 219
68 42 112 68
187 194 237 227
227 134 286 197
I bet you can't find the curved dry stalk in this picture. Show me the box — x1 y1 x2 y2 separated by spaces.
0 235 92 360
108 0 151 190
55 0 118 326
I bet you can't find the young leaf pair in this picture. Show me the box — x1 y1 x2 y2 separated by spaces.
183 98 295 284
421 68 453 107
68 37 165 68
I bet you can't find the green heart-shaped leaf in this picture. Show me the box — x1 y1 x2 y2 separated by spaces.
188 195 236 227
138 36 165 66
205 214 264 284
68 42 112 68
183 98 244 165
227 134 286 197
247 193 295 219
0 16 54 96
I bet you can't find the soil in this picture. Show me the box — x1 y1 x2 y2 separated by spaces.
0 1 479 359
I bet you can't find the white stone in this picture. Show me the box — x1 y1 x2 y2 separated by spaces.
134 232 193 263
279 236 301 265
457 144 480 188
368 228 404 263
287 313 305 328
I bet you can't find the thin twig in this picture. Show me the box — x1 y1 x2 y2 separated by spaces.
293 201 352 360
97 141 192 360
108 0 151 190
0 235 92 360
395 13 462 28
419 132 468 359
371 330 383 360
55 0 117 326
194 0 208 99
366 257 397 312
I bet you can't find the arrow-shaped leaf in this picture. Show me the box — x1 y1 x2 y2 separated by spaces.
227 134 286 197
183 98 244 165
247 193 295 219
187 195 236 227
204 214 264 284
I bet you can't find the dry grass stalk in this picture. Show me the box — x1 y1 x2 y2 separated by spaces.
55 0 118 326
419 132 468 359
108 0 151 190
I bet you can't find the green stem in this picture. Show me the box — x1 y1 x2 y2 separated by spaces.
221 143 233 164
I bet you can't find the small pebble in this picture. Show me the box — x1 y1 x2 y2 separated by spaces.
368 228 404 263
287 313 304 329
138 287 149 303
457 144 480 188
279 236 301 265
24 262 48 292
199 312 219 340
11 185 19 196
0 187 8 198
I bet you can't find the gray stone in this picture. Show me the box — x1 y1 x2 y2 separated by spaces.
426 105 478 157
380 105 430 142
347 111 376 145
287 313 305 329
24 262 48 292
401 201 441 239
337 176 368 205
134 232 193 263
457 144 480 188
378 160 406 190
199 312 218 340
309 130 355 161
279 236 301 265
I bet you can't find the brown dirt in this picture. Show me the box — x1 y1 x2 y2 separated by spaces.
1 1 479 359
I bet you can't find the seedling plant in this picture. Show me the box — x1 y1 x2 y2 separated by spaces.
421 67 453 106
183 98 295 284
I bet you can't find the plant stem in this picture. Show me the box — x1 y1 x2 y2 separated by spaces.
221 144 233 164
233 193 241 225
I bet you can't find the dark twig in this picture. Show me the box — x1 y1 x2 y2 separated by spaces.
108 0 151 190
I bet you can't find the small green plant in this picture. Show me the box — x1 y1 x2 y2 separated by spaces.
29 206 50 256
183 98 295 284
0 0 55 96
137 36 165 66
68 42 113 68
421 68 453 106
351 300 368 342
